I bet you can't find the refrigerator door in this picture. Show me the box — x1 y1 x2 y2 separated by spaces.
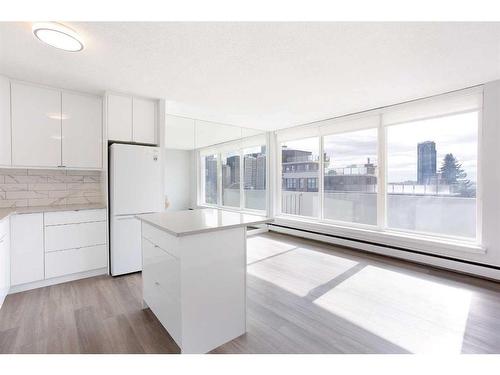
111 215 142 275
110 143 163 216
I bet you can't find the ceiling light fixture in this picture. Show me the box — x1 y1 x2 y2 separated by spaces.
32 22 84 52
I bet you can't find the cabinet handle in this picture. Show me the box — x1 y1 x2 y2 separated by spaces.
58 165 66 168
154 281 160 286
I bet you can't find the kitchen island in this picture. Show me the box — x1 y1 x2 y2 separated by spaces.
135 208 272 354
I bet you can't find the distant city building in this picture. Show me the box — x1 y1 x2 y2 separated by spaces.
324 158 377 192
281 147 319 192
417 141 437 184
205 155 218 203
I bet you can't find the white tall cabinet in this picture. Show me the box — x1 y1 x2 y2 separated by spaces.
11 82 62 167
0 76 11 166
107 93 157 144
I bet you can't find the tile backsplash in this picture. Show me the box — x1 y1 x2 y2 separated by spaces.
0 168 104 208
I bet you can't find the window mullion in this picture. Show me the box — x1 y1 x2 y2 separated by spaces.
319 136 324 220
377 114 387 230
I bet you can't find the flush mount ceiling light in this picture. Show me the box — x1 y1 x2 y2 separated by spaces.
32 22 84 52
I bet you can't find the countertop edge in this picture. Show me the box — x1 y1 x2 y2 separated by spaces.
136 215 273 237
0 204 107 221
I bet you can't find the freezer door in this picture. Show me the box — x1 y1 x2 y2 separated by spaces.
110 215 142 276
110 143 162 216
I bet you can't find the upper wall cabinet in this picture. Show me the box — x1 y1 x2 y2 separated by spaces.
11 82 62 167
107 93 157 145
10 81 103 169
0 76 11 166
107 94 133 142
62 92 103 169
132 97 157 144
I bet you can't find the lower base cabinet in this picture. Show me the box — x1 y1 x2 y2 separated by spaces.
9 208 107 289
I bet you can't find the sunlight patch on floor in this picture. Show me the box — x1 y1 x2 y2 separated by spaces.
314 265 472 353
248 247 359 297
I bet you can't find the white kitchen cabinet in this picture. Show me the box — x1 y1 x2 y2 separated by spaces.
132 97 156 144
11 82 61 167
43 209 107 278
0 217 10 307
10 213 44 286
0 76 11 166
107 93 157 144
62 92 102 169
107 94 133 142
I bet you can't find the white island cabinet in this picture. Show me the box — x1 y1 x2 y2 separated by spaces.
136 209 272 354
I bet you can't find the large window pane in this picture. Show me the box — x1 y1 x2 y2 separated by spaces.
202 154 218 205
323 128 378 225
281 137 319 217
243 146 266 210
386 111 478 239
222 151 240 207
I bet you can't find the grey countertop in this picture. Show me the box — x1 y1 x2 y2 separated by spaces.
0 203 107 221
136 208 272 237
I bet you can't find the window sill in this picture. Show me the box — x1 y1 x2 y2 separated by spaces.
273 215 486 257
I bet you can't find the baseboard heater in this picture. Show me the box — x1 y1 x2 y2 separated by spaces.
269 223 500 272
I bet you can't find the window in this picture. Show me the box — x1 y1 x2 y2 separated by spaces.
202 154 218 205
323 128 378 225
222 151 240 207
281 137 320 217
199 138 267 213
243 146 266 210
276 88 481 246
386 111 478 239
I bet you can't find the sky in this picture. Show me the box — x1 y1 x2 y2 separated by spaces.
281 111 478 183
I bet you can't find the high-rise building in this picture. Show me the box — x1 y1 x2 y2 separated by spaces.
205 155 218 203
256 154 266 189
417 141 436 184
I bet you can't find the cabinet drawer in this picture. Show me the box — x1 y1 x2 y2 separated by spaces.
44 209 106 226
142 237 180 300
141 222 179 259
45 244 107 279
45 221 106 252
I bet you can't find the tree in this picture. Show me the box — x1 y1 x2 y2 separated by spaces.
439 153 474 197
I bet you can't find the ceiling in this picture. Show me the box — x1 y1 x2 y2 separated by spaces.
1 22 499 131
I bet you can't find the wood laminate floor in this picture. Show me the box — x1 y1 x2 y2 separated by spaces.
1 232 499 354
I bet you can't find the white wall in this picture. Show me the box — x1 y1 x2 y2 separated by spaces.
164 149 194 211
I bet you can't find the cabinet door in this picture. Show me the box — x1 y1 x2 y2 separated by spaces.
107 94 132 142
11 82 62 167
0 218 10 306
10 213 44 286
62 92 102 168
0 76 11 166
132 97 156 144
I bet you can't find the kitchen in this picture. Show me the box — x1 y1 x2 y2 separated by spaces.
1 18 500 366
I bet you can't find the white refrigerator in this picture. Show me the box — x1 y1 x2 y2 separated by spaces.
109 143 163 276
